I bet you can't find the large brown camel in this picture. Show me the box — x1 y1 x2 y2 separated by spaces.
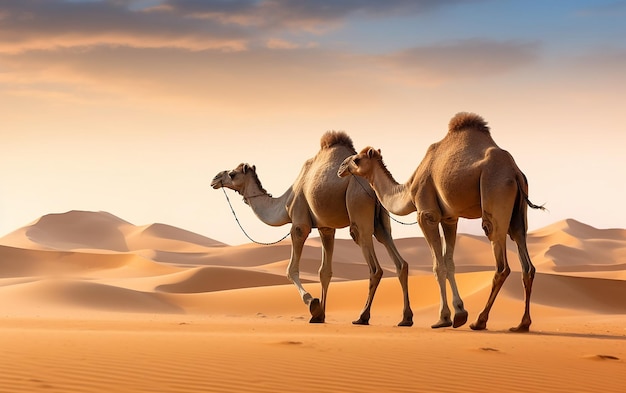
338 112 544 332
211 131 413 326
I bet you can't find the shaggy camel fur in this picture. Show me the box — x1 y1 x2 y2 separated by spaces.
211 131 413 326
338 113 544 332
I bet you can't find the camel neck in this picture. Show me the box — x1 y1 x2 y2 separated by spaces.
368 164 416 216
244 187 292 227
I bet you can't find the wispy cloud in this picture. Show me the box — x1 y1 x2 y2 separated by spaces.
0 45 380 112
0 0 539 109
0 0 249 53
574 0 626 17
0 0 475 52
380 39 541 84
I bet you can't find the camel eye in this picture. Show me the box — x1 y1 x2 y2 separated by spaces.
228 171 236 180
353 158 360 165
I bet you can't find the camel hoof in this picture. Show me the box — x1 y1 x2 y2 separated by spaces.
398 320 413 327
431 319 453 329
309 316 325 323
469 321 487 331
509 325 530 333
308 298 325 324
453 311 469 328
352 318 369 326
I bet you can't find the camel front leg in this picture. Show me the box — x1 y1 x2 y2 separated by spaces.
286 223 321 323
317 227 336 323
374 217 413 327
418 211 452 328
441 220 468 328
350 224 383 326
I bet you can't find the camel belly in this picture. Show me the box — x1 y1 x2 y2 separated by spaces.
437 192 483 219
435 169 482 218
302 146 369 229
436 153 518 220
308 191 351 228
305 178 352 228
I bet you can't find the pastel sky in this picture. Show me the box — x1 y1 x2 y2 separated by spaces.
1 0 625 245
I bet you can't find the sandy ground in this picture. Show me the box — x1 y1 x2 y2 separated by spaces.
1 211 625 393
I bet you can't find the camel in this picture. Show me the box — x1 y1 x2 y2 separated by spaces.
338 112 544 332
211 131 413 326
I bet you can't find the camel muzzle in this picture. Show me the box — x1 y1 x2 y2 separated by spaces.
211 172 227 189
337 158 353 178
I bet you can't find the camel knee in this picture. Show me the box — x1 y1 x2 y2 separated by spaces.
444 255 456 274
291 224 311 240
398 260 409 276
523 265 535 281
372 267 384 282
319 266 333 282
494 265 511 283
349 223 360 244
286 267 299 283
418 210 441 228
481 212 494 239
443 264 456 281
433 263 447 280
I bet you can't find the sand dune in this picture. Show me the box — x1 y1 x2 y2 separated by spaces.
0 210 624 393
155 265 305 293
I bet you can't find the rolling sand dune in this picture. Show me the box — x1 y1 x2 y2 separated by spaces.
0 210 625 393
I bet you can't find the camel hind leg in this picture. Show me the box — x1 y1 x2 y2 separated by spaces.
315 227 336 324
508 194 535 333
441 219 468 328
469 220 510 331
470 173 517 331
373 206 413 327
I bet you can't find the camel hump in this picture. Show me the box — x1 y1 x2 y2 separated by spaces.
320 130 355 151
448 112 490 134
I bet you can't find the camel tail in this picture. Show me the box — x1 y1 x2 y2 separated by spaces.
517 172 545 211
511 171 545 235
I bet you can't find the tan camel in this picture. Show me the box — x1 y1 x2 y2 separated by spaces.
211 131 413 326
338 112 544 332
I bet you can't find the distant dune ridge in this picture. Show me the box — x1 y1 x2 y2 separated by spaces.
1 210 625 393
1 210 625 314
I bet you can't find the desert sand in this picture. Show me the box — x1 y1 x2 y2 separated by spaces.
0 210 624 393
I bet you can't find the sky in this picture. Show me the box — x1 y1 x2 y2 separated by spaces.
1 0 625 245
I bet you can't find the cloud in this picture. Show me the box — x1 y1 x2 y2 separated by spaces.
558 47 626 90
0 45 382 114
0 37 543 115
0 0 251 53
265 38 300 50
574 1 626 17
0 0 476 53
380 39 541 84
159 0 473 27
1 1 534 112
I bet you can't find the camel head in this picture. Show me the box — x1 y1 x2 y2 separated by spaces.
337 147 382 179
211 163 257 193
212 163 271 204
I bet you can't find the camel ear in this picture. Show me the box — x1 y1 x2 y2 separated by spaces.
242 164 250 174
367 148 377 158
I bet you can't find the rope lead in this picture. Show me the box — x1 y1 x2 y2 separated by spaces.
221 187 290 245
